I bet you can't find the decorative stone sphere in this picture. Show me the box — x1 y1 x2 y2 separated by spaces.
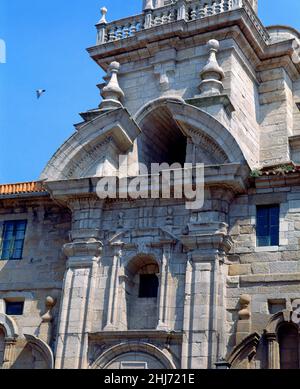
240 294 251 306
109 61 121 72
46 296 55 307
207 39 220 51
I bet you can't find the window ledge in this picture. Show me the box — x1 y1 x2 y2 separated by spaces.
255 246 279 253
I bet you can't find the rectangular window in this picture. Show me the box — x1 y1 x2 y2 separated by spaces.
139 274 159 298
120 362 148 369
0 220 27 260
5 301 24 316
256 205 280 247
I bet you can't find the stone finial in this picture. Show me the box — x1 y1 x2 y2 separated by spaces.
41 296 56 323
238 294 251 320
98 7 108 24
99 61 125 110
236 294 252 346
143 0 154 11
39 296 56 345
199 39 225 97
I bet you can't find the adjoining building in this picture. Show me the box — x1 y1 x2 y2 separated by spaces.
1 0 300 369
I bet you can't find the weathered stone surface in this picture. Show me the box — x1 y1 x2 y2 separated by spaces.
1 0 300 371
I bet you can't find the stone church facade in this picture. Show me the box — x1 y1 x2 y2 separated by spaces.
1 0 300 369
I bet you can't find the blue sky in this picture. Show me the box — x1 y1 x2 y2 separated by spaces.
1 0 300 183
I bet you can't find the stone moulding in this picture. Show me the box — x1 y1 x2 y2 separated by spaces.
241 273 300 284
227 332 261 368
265 310 298 335
24 334 54 370
40 108 141 181
90 341 177 369
0 313 19 339
186 94 235 117
134 98 249 166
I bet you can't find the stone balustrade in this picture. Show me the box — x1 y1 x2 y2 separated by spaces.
96 0 269 45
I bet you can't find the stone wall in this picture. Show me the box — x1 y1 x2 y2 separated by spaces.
227 185 300 353
0 196 70 367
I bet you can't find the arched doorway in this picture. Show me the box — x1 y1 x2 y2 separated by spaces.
278 323 299 369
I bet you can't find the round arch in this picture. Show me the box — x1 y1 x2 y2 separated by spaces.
24 334 54 369
124 253 160 275
90 342 177 369
134 97 248 167
265 310 297 335
0 313 19 339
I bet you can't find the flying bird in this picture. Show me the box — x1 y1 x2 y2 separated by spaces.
36 89 46 99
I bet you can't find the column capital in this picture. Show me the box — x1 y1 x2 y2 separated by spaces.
63 239 103 259
265 332 278 342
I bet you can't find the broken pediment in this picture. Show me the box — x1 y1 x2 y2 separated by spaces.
40 108 141 181
108 227 179 249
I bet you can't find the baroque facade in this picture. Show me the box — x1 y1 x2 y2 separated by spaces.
1 0 300 369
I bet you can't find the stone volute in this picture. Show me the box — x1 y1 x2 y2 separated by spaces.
199 39 225 96
99 61 125 110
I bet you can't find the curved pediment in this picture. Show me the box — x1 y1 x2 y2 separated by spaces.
41 98 249 183
40 108 141 181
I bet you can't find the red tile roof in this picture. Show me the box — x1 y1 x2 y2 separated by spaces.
0 181 47 195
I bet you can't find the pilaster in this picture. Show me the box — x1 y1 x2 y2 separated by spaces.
54 197 103 370
2 339 16 370
181 220 233 369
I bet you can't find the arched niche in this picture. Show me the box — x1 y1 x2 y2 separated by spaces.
11 335 54 370
91 342 176 369
134 97 248 169
125 254 160 330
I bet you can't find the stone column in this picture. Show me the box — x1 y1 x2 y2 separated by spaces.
2 339 16 369
181 255 193 369
266 333 280 369
157 245 171 330
104 247 122 331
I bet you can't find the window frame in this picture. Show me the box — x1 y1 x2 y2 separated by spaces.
0 220 27 261
5 300 25 316
256 204 280 248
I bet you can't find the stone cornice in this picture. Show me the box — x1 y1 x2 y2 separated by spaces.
89 330 183 342
88 8 300 82
63 240 103 260
254 171 300 189
44 163 250 205
181 222 234 253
